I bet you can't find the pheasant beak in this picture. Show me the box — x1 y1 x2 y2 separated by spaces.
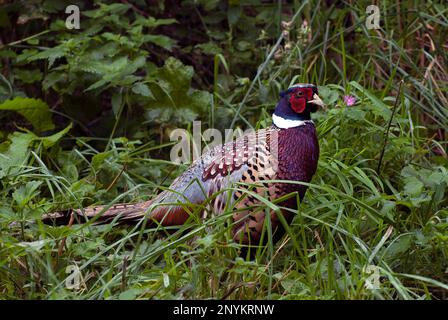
308 93 326 111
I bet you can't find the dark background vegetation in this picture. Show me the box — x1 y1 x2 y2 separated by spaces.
0 0 447 299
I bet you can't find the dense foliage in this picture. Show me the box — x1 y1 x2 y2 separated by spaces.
0 0 447 299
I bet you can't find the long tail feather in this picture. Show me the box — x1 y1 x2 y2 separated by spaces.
42 200 153 226
41 198 192 227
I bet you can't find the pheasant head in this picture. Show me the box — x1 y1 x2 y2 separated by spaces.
273 83 325 128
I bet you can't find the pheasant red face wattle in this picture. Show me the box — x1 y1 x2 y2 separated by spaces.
289 94 306 113
289 87 315 114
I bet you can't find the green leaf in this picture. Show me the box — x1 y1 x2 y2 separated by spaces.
425 169 448 187
13 181 43 208
403 176 424 196
0 97 54 132
144 58 211 125
137 16 177 28
0 131 35 178
70 179 96 198
83 56 144 92
118 288 141 300
17 239 49 252
39 123 73 149
350 81 392 120
27 46 65 68
345 108 366 121
159 57 194 91
317 86 339 105
83 3 130 18
195 42 222 55
383 234 414 261
236 40 252 51
92 151 113 170
85 78 108 91
143 35 175 50
58 152 79 182
132 83 154 98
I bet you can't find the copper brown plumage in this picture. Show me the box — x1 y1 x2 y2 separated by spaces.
42 84 325 246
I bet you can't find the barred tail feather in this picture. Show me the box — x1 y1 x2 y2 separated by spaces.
41 200 153 226
42 198 192 228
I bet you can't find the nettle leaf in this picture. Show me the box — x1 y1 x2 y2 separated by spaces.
279 272 309 295
383 234 414 261
0 124 71 178
86 78 108 91
84 56 145 92
80 56 129 79
423 168 448 188
401 165 448 190
159 57 194 92
0 131 34 178
195 42 223 55
145 107 198 125
12 180 43 208
0 206 15 221
381 200 396 220
89 42 119 60
83 3 130 18
0 97 54 132
105 56 130 74
144 58 211 125
401 165 418 178
136 16 177 28
132 82 154 98
145 108 172 124
43 71 66 91
27 45 66 68
403 176 424 196
344 107 366 121
57 151 79 182
318 86 339 105
15 48 39 63
143 35 175 50
38 123 73 148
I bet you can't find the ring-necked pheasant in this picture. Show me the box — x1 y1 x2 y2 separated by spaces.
43 84 324 245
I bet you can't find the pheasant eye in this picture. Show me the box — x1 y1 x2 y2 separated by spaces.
296 91 304 97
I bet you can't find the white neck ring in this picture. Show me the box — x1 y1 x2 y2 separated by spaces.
272 113 313 129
